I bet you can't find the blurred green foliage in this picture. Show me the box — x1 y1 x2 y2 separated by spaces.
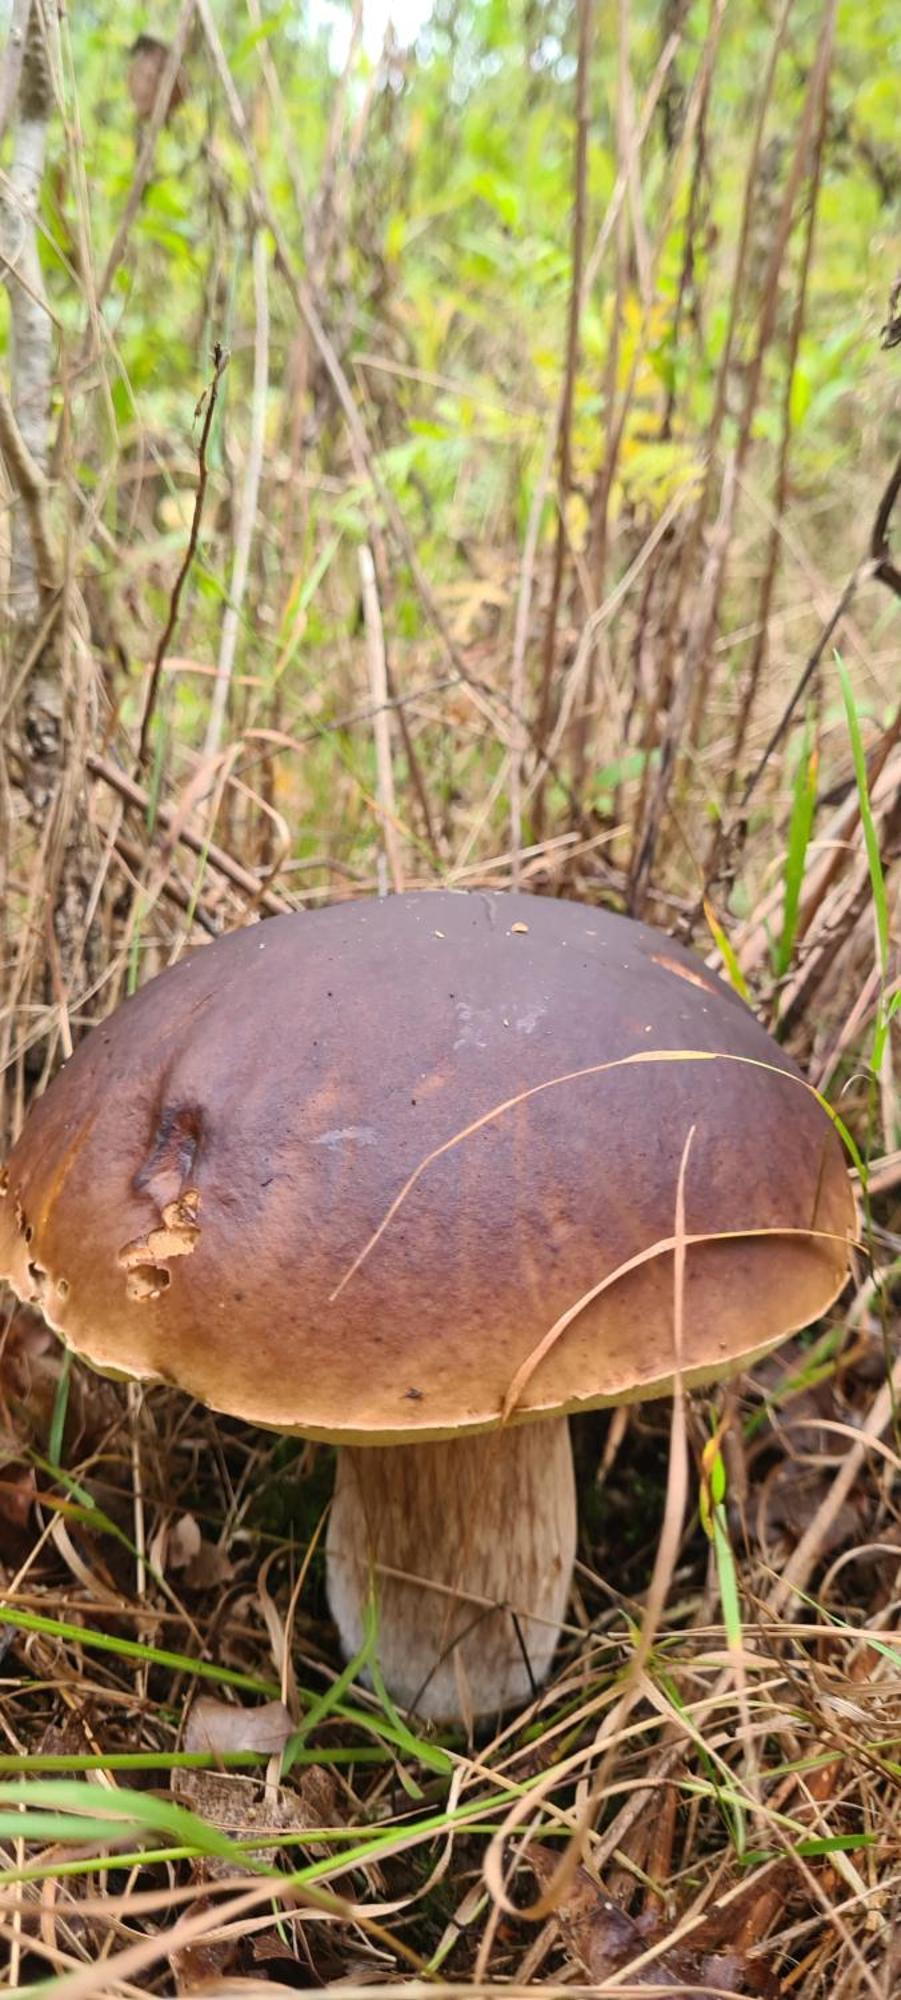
31 1 896 522
2 0 898 877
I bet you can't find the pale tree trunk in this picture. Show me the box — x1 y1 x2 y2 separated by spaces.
2 0 56 730
0 0 100 1109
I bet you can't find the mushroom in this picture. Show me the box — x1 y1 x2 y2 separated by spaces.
0 892 855 1722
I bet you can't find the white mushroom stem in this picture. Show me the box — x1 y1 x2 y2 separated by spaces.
325 1417 576 1724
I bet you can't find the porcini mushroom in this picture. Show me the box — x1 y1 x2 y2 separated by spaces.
0 892 855 1722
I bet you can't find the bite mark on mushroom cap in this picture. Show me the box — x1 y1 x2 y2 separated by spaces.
0 891 855 1440
118 1188 201 1302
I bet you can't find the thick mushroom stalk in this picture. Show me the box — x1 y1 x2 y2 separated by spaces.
325 1417 577 1723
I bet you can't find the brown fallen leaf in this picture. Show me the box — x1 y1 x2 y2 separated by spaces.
181 1535 234 1593
1 1303 126 1477
526 1848 777 1994
127 34 188 124
759 1457 863 1557
251 1927 297 1963
170 1903 238 1995
742 1347 868 1561
184 1694 294 1758
0 1452 35 1530
0 1304 67 1438
151 1511 234 1590
165 1511 203 1571
525 1848 648 1978
173 1750 339 1878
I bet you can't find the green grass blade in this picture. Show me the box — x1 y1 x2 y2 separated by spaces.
47 1350 72 1469
0 1746 388 1774
775 724 817 979
0 1777 262 1866
0 1605 279 1696
703 900 751 1002
282 1628 376 1769
836 652 889 975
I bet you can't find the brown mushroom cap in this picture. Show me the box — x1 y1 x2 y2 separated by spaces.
0 892 855 1442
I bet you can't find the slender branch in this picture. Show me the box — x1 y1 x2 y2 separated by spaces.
204 229 269 764
727 34 832 781
630 0 836 906
533 0 593 768
740 442 901 808
739 444 901 809
0 380 57 590
136 344 229 772
509 427 555 883
194 0 550 845
739 562 871 809
359 544 404 894
571 0 633 795
871 447 901 597
88 753 293 916
507 31 682 860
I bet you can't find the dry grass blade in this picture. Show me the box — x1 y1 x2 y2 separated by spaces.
767 1353 901 1614
499 1219 853 1424
330 1048 856 1302
483 1132 696 1932
360 543 404 894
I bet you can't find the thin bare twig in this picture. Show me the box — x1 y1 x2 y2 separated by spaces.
738 446 901 809
0 0 53 634
630 0 837 906
739 562 873 811
871 446 901 597
509 426 555 883
359 544 404 894
0 380 57 591
136 343 229 771
571 0 632 796
725 27 833 783
508 31 684 863
534 0 593 767
204 228 269 764
87 751 293 915
197 0 447 866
